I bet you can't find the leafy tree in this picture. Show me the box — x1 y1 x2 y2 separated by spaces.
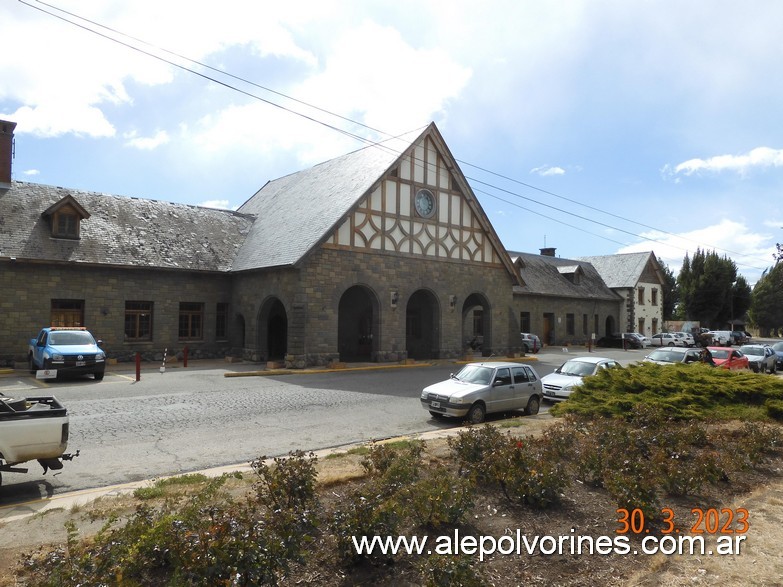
676 248 749 328
749 263 783 336
658 256 678 320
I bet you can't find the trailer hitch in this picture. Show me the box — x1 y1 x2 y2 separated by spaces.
38 450 79 475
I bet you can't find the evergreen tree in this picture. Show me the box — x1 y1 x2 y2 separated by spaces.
658 256 678 320
749 264 783 336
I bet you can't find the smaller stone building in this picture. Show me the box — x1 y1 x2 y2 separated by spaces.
578 252 666 337
509 249 624 346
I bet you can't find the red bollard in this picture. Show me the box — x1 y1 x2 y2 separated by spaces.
135 352 141 382
183 346 188 368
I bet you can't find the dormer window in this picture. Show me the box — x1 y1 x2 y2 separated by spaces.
55 210 79 238
42 195 90 240
558 264 584 285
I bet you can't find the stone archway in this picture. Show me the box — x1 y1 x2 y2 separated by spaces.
258 298 288 361
338 285 379 362
406 289 440 360
462 293 491 356
604 315 616 337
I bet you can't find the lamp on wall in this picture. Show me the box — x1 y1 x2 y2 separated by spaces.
449 295 457 311
390 291 399 308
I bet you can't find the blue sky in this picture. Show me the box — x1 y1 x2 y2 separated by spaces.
2 0 782 285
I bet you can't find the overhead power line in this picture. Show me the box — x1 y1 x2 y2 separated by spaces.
20 0 775 274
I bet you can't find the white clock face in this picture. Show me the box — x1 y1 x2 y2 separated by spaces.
414 189 436 218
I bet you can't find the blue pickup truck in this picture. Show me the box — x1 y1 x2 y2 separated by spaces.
28 327 106 380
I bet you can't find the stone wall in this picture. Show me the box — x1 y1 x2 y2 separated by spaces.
0 261 232 366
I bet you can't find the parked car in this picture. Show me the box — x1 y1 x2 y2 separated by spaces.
541 356 621 402
520 332 542 354
643 347 704 365
650 332 685 347
28 327 106 380
772 341 783 370
596 333 642 349
739 344 778 374
708 331 733 346
420 362 543 424
672 332 696 347
706 346 749 370
624 333 652 348
730 331 748 345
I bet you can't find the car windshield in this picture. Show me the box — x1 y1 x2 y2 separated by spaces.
773 342 783 352
647 350 682 362
454 365 493 385
739 346 763 357
709 349 730 359
48 331 96 346
558 360 597 376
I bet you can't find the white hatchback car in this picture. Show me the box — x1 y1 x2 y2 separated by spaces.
421 362 543 424
650 333 686 347
541 356 621 402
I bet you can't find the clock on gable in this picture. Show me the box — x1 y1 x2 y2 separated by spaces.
414 188 436 219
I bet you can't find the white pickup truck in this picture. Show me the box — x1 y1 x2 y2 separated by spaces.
0 394 78 486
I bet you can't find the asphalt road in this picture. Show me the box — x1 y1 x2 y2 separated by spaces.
0 346 699 503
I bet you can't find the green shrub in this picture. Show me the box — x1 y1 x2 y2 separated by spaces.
551 362 783 421
447 424 508 481
766 399 783 421
362 440 424 492
252 450 319 513
406 466 475 528
330 482 405 565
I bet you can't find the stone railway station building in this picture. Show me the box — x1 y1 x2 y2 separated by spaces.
0 119 664 367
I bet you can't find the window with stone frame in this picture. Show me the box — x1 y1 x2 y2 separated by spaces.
638 287 645 305
566 313 575 335
178 302 204 341
520 311 531 333
651 288 658 306
125 301 153 341
583 314 588 336
215 303 229 341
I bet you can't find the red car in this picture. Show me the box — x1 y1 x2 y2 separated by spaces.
707 346 749 370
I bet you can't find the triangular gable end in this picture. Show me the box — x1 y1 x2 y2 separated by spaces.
322 124 519 283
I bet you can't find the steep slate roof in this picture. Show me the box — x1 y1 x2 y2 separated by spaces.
508 251 621 300
232 123 519 281
577 252 658 288
233 143 399 271
0 182 253 272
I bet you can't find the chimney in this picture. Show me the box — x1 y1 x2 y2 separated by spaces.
539 247 556 257
0 119 16 191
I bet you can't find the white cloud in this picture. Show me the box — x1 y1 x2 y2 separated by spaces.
199 199 237 210
530 165 565 177
124 130 170 150
666 147 783 178
23 169 40 176
616 219 776 284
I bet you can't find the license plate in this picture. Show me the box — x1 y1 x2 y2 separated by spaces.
544 390 554 396
76 361 86 366
36 369 57 380
431 401 441 408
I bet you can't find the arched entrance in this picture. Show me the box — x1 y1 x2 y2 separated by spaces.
462 293 491 356
258 298 288 361
406 289 440 360
338 285 379 362
604 315 616 337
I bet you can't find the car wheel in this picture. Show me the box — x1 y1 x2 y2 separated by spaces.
429 411 444 419
525 396 540 416
668 342 675 347
466 403 486 425
94 371 105 381
28 354 36 374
